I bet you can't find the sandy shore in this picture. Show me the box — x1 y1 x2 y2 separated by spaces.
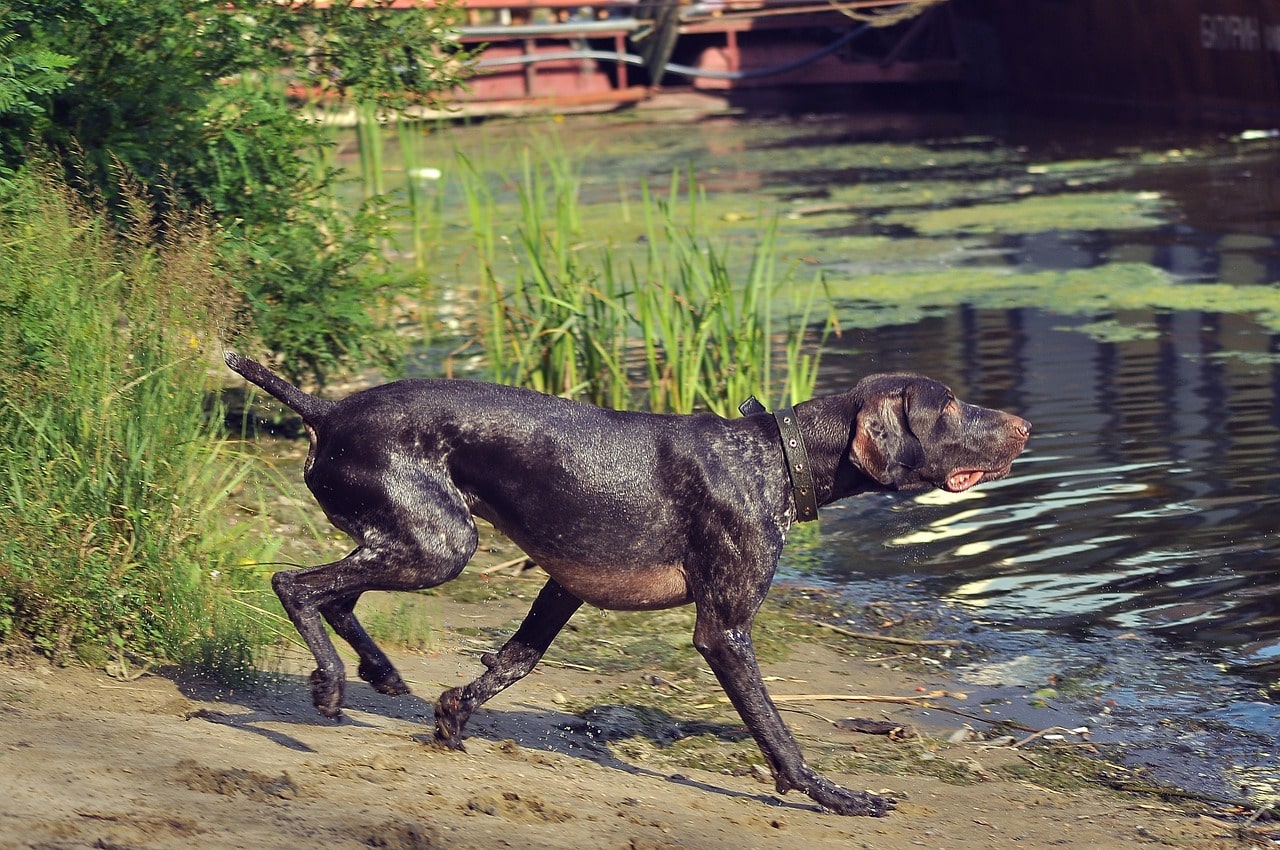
0 548 1269 850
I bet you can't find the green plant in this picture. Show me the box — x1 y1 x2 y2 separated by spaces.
454 147 835 414
394 120 445 279
459 148 631 407
0 164 278 682
0 25 74 181
632 173 836 415
0 0 476 388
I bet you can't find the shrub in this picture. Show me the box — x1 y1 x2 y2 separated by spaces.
0 0 474 387
0 164 277 681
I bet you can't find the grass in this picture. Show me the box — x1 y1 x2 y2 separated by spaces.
0 163 280 684
454 148 837 415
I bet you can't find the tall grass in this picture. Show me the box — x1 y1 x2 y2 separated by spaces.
396 120 445 277
355 101 386 200
455 147 836 415
0 164 278 682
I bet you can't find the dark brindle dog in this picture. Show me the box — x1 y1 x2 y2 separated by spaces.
225 352 1030 816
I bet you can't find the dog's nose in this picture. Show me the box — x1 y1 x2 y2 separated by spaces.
1013 418 1032 438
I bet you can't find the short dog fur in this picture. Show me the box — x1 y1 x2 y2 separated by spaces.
225 352 1030 816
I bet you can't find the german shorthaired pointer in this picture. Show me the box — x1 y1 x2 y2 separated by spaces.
225 352 1030 816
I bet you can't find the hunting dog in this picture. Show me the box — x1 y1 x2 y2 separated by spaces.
225 352 1030 816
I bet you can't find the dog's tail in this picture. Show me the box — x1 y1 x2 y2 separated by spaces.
223 351 336 424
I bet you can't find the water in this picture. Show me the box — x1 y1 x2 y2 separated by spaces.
386 108 1280 800
760 116 1280 801
808 309 1280 802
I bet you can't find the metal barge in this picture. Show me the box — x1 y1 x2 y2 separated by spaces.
955 0 1280 124
443 0 960 111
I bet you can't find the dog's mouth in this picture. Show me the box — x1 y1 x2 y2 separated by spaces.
945 466 1010 492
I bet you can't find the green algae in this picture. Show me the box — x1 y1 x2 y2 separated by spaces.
1025 157 1129 175
825 263 1280 335
879 190 1168 236
783 177 1022 218
1057 319 1161 344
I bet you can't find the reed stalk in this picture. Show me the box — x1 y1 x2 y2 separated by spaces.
450 146 833 414
395 119 444 277
354 101 386 200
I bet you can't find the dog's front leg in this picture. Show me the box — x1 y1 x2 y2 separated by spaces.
692 601 894 816
435 578 583 749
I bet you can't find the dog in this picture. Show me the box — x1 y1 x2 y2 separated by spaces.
224 351 1030 816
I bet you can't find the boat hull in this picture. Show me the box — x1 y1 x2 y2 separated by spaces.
957 0 1280 123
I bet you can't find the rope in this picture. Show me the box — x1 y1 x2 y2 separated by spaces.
828 0 949 27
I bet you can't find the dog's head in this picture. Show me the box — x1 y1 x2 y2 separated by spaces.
848 374 1030 493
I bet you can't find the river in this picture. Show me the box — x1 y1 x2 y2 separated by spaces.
357 105 1280 803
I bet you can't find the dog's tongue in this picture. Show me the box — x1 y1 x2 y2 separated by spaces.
946 470 985 492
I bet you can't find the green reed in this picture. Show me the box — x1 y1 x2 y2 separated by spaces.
395 119 444 276
354 101 386 200
454 144 834 416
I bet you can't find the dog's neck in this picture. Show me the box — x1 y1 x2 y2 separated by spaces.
792 394 883 505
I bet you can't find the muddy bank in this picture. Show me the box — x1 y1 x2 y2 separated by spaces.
0 548 1272 850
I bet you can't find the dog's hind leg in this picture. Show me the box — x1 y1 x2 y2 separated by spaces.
274 482 478 719
319 593 411 697
434 577 582 749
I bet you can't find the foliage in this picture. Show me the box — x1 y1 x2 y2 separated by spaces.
0 165 278 681
0 19 73 178
456 147 836 415
0 0 474 387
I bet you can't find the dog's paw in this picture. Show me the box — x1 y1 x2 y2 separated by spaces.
433 687 470 749
358 660 411 696
785 769 894 817
310 668 345 719
809 781 894 817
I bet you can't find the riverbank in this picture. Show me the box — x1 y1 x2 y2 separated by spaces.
0 527 1273 849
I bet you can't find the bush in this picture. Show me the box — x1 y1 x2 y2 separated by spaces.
0 164 278 681
0 0 473 387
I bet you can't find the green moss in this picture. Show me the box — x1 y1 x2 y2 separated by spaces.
828 263 1280 334
879 191 1167 236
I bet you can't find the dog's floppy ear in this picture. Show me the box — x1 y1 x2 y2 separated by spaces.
849 390 924 487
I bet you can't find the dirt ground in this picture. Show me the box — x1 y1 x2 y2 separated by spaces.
1 566 1274 850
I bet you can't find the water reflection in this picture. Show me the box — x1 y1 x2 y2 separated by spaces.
813 306 1280 677
796 296 1280 800
390 110 1280 796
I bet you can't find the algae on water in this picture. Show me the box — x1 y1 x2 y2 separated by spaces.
825 263 1280 336
878 191 1168 236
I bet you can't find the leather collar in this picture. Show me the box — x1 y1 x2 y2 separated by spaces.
774 407 819 522
739 396 819 523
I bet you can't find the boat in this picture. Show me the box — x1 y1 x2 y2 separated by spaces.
443 0 961 112
954 0 1280 124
